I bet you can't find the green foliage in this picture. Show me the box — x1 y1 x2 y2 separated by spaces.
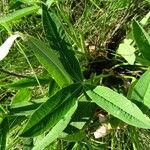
42 5 83 82
32 101 78 150
11 88 31 106
131 69 150 108
0 77 50 89
20 83 82 137
0 5 40 27
0 118 9 150
86 85 150 128
0 1 150 149
133 20 150 61
25 35 72 87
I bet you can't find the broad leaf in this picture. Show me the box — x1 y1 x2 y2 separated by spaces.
131 69 150 108
20 83 82 137
133 20 150 61
0 6 39 26
42 6 83 82
86 85 150 128
32 101 78 150
11 88 31 106
25 35 72 87
0 118 9 150
117 39 136 65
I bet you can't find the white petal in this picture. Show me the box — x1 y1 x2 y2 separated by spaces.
94 125 108 139
0 34 20 61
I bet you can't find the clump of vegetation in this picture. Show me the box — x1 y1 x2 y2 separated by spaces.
0 0 150 149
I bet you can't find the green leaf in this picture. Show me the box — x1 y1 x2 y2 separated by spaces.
0 106 6 125
67 101 97 131
11 88 32 106
32 101 78 150
62 131 86 142
140 11 150 25
133 20 150 61
0 118 9 150
86 85 150 128
136 56 150 66
131 69 150 108
0 6 39 26
42 6 83 82
10 97 47 116
20 83 82 137
0 77 50 89
117 39 136 65
48 78 60 97
25 35 72 87
18 0 39 5
46 0 56 8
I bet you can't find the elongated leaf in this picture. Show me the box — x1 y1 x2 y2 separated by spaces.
0 77 50 89
20 83 82 137
10 97 47 116
0 6 39 25
46 0 55 8
131 69 150 108
62 131 85 142
32 101 78 150
48 78 60 97
9 116 27 129
86 85 150 128
25 35 72 87
0 106 6 125
42 6 83 82
133 20 150 61
0 118 9 150
11 88 31 106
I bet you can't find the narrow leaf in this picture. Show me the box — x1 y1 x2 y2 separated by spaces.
20 84 82 137
10 97 47 116
25 35 72 87
42 6 83 82
11 88 31 106
0 6 39 25
131 69 150 108
0 77 50 89
86 85 150 128
32 101 78 150
0 118 9 150
133 20 150 61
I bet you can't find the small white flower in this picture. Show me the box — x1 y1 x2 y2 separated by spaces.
0 34 20 61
